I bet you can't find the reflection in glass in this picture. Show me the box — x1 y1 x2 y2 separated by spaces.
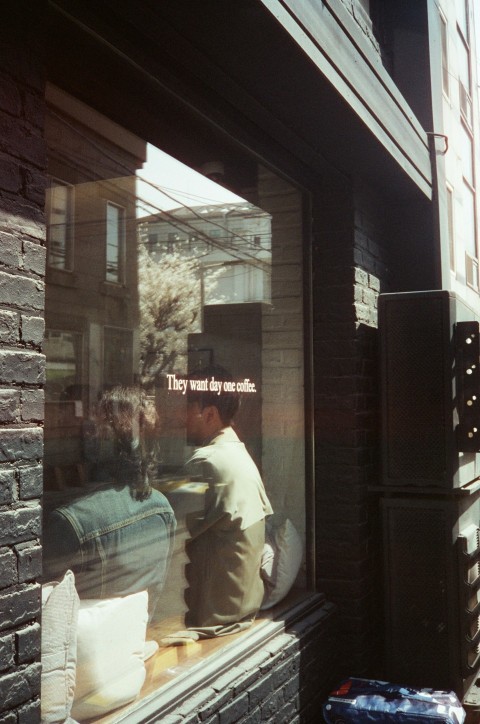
43 86 306 719
46 178 74 270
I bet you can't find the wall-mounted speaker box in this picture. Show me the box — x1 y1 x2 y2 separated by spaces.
379 290 480 491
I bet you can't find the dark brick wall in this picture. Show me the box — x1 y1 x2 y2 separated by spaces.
312 180 391 676
0 3 46 721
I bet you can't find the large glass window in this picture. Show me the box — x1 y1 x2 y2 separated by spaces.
42 87 307 721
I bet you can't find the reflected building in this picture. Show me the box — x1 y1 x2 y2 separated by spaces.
139 202 272 306
44 86 146 489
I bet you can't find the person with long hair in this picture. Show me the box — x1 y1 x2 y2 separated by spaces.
43 386 175 620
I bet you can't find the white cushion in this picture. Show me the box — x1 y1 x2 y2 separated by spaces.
260 518 303 609
71 591 149 720
41 570 79 724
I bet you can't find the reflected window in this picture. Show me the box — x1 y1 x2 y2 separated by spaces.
46 178 74 270
440 13 449 97
106 202 125 282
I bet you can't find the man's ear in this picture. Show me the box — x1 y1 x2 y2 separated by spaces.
203 405 220 426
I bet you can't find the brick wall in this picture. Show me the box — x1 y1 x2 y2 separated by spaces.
0 3 46 721
312 180 391 675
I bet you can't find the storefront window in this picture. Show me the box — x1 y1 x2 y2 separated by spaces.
42 86 307 721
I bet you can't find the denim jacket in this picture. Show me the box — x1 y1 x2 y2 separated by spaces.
43 483 176 620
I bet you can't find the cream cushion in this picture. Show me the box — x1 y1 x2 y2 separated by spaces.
261 518 303 609
71 591 148 720
41 570 79 724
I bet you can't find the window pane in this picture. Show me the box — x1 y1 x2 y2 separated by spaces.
463 182 476 257
42 89 307 717
447 186 455 271
106 202 125 282
459 123 474 185
457 37 471 94
441 15 449 96
456 0 469 40
47 179 74 269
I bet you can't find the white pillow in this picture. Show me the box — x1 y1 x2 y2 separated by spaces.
260 518 303 609
71 591 149 720
41 570 79 724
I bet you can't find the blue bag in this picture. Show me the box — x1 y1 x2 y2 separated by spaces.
322 678 465 723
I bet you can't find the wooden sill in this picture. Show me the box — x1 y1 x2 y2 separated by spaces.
83 590 324 724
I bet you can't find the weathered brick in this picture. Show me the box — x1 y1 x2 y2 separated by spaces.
0 272 44 312
23 90 45 131
0 76 22 117
178 688 217 718
0 586 40 632
218 692 249 724
211 665 246 694
232 663 264 697
0 159 22 195
0 507 41 546
15 543 42 583
0 429 43 462
0 470 15 505
0 350 44 384
0 710 16 724
0 233 22 269
23 241 45 276
248 675 275 709
0 111 46 170
354 267 368 285
0 310 19 345
0 549 17 590
0 390 20 423
238 705 261 724
0 662 41 714
273 700 297 724
260 689 284 720
21 315 44 348
0 634 15 673
20 389 44 422
282 671 301 702
18 467 42 500
272 653 300 688
15 623 40 664
0 197 45 243
17 698 41 724
23 168 46 207
199 689 233 721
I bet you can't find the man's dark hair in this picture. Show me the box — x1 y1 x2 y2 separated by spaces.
186 365 240 425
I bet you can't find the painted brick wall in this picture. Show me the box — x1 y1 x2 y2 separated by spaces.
162 602 337 724
312 180 391 675
0 3 46 721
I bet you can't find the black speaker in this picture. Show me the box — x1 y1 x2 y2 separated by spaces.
382 495 480 697
379 290 480 490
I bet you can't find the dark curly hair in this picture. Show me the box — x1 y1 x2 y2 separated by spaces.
97 386 159 500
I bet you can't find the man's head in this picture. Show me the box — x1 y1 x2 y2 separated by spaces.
185 365 239 446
